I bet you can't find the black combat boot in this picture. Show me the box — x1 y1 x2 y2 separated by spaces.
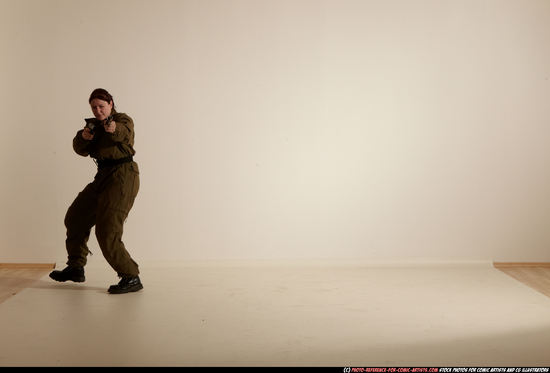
108 276 143 294
49 266 85 283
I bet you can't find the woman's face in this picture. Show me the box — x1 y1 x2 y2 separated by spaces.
90 98 113 121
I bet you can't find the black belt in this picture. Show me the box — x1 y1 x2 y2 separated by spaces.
96 156 133 169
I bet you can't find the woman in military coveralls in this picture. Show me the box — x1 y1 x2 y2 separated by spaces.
50 88 143 294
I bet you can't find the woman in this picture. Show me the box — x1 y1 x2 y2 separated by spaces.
50 88 143 294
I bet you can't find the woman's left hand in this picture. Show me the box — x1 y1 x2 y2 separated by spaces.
104 119 116 133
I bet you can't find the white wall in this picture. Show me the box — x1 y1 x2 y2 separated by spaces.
1 0 550 264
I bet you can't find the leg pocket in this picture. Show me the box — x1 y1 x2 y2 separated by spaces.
100 167 139 212
121 169 139 211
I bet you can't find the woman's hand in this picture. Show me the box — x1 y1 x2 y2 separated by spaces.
82 127 94 140
104 119 116 133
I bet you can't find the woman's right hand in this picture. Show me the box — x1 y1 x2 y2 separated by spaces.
82 127 94 140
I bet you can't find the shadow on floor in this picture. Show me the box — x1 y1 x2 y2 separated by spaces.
30 278 106 292
293 324 550 367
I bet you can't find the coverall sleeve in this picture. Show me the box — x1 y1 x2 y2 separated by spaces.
110 115 134 144
73 130 91 156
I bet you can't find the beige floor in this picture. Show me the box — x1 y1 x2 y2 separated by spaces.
1 260 550 367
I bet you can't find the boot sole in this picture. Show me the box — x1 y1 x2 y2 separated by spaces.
49 273 85 283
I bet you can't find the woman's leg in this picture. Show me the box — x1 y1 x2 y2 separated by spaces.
64 183 98 267
95 164 140 277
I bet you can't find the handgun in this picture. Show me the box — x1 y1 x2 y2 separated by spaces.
84 115 113 134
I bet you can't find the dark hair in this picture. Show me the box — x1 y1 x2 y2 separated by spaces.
89 88 115 108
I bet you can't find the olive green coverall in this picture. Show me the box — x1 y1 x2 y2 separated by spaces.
65 111 140 277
